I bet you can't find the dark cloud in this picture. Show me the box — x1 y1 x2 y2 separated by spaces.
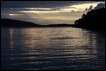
1 1 97 8
94 3 105 9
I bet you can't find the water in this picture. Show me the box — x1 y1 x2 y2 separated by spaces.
1 27 105 70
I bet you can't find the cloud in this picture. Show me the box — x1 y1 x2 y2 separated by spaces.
94 3 105 10
1 1 105 25
1 1 98 8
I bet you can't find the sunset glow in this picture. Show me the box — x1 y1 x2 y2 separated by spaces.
9 14 23 16
1 1 105 25
1 1 105 70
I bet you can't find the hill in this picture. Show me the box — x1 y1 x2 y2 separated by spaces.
1 19 74 27
74 8 105 30
1 19 41 27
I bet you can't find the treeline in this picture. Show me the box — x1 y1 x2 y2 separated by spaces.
75 8 105 30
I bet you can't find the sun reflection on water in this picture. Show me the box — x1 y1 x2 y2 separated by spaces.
1 27 105 70
8 28 98 60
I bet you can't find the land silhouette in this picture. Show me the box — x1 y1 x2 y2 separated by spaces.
74 8 105 30
1 19 74 27
1 19 40 27
1 8 105 31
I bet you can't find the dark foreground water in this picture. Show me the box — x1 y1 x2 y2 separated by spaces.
1 27 105 70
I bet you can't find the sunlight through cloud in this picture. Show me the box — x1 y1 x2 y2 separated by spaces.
9 14 23 16
1 1 105 25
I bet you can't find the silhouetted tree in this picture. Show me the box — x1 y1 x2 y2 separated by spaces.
88 5 93 11
82 13 86 18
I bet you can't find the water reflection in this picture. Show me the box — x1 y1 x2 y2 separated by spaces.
10 28 14 48
1 27 105 70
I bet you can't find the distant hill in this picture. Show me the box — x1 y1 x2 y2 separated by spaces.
1 19 74 27
45 24 73 27
74 8 105 30
1 19 41 27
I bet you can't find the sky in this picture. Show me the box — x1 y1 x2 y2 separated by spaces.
1 1 105 25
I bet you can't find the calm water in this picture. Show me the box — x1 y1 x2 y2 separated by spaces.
1 27 105 70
